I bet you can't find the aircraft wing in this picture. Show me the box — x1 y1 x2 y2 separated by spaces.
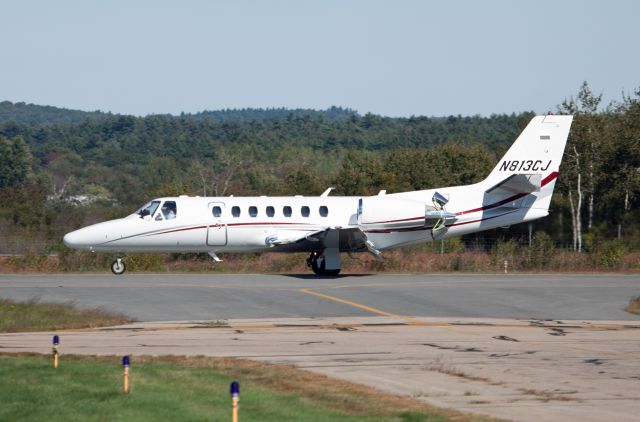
265 229 327 247
265 227 371 254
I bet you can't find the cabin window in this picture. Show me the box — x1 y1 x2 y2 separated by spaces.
301 206 310 217
137 200 161 218
319 206 328 217
232 206 241 217
212 206 222 218
249 206 258 217
161 201 177 220
266 206 275 217
283 206 292 217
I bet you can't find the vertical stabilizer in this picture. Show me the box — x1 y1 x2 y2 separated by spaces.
484 115 573 212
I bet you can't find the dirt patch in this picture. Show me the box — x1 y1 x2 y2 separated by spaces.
518 388 578 402
625 296 640 315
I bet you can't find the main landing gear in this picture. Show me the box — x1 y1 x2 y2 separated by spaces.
306 252 341 276
111 257 126 275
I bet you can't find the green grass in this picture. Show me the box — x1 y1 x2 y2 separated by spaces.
0 297 132 333
0 354 497 422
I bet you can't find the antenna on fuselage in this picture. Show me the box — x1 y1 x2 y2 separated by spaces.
320 187 334 197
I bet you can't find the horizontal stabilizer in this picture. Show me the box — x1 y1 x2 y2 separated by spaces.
485 174 541 195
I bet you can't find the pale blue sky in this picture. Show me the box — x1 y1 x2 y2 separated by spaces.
1 0 638 116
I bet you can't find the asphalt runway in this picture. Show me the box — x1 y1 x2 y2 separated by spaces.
3 272 640 422
0 273 638 321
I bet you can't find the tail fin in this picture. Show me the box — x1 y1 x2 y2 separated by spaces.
483 115 573 211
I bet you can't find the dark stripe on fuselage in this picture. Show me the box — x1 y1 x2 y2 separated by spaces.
98 222 317 245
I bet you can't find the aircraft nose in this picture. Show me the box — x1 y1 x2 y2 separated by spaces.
63 229 88 249
63 226 104 250
63 220 123 250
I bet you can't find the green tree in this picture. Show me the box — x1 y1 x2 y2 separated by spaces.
423 142 495 187
0 135 32 188
601 90 640 240
332 150 393 196
557 81 604 251
284 168 323 195
384 148 430 191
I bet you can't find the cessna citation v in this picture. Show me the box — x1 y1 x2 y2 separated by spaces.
64 115 573 276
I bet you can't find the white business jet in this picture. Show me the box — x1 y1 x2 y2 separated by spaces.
63 115 573 276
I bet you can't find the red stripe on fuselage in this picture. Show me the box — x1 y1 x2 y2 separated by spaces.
365 216 425 224
144 221 314 237
145 225 208 237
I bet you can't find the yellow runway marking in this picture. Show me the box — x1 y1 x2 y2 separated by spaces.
299 288 425 326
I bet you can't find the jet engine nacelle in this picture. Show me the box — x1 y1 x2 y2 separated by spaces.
357 197 425 229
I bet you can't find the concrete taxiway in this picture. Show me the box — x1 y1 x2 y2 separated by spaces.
1 273 640 422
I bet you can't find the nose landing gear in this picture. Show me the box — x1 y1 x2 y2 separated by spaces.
111 258 126 275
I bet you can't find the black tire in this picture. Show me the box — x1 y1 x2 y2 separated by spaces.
310 256 340 276
111 259 126 275
306 253 316 268
311 256 324 275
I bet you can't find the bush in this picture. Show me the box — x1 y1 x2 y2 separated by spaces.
491 238 521 270
528 231 555 269
598 240 628 268
443 236 466 254
127 253 166 272
57 249 111 272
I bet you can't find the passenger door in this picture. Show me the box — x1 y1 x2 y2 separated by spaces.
207 202 227 246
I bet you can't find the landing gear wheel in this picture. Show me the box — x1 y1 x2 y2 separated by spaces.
307 253 320 274
307 253 341 276
111 258 126 275
311 258 324 275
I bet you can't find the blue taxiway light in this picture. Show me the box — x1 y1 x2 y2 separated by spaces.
230 380 239 396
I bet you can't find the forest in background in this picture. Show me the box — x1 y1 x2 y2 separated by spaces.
1 81 639 272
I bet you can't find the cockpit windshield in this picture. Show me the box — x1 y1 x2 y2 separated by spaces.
161 201 177 219
136 201 160 218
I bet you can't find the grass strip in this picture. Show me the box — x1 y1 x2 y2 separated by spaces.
0 297 132 333
0 353 501 422
625 296 640 315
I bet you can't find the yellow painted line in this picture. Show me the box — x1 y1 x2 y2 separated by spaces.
300 288 399 317
299 288 425 326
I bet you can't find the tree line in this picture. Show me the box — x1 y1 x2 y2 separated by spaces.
0 82 638 258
